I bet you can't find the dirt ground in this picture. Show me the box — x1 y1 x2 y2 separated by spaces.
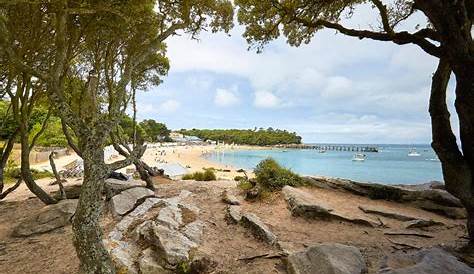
0 178 469 274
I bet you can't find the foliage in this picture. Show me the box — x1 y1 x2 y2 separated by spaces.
4 160 52 181
0 100 16 140
139 119 171 142
28 116 68 147
254 158 303 190
179 128 301 145
182 169 217 181
237 180 253 191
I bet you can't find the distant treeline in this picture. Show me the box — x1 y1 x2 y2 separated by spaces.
179 128 302 146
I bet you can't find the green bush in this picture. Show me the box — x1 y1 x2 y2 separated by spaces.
237 180 253 191
234 175 246 181
254 158 303 190
4 160 53 180
182 169 216 181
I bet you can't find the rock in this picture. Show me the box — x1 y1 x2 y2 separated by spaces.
108 171 129 181
106 239 140 274
148 223 198 266
156 203 183 229
221 189 240 205
412 200 467 219
241 213 277 245
52 183 82 199
225 205 242 224
104 178 146 200
330 212 379 228
404 219 444 229
13 199 77 237
182 220 205 243
245 185 261 200
379 247 473 274
282 186 333 219
358 206 419 221
287 243 367 274
188 254 218 274
138 248 171 274
110 187 155 216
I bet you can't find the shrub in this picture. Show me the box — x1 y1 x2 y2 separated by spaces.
237 180 253 191
254 158 303 190
234 175 246 181
182 169 216 181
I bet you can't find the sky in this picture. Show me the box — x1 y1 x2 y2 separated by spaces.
135 5 458 144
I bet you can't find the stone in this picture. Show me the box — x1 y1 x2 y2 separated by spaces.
241 213 277 245
106 239 140 274
404 219 444 229
358 206 419 221
330 212 379 228
379 247 473 274
412 200 467 219
52 183 82 199
149 223 197 266
13 199 78 237
282 186 333 219
110 187 155 216
104 178 147 200
182 220 205 243
225 205 242 224
138 248 171 274
156 203 183 229
221 189 240 205
287 243 367 274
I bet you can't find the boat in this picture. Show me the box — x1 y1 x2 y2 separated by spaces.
319 149 326 153
408 149 421 157
352 153 366 162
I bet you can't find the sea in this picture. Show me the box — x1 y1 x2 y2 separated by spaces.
203 144 443 185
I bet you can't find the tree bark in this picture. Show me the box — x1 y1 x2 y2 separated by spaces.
72 144 115 274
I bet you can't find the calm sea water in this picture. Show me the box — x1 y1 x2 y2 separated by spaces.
203 144 443 185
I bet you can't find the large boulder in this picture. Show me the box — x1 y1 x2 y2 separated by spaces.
104 178 146 199
13 199 78 237
282 186 333 219
221 189 240 205
110 187 155 216
138 248 171 274
225 205 242 224
287 243 367 274
241 213 277 245
379 247 473 274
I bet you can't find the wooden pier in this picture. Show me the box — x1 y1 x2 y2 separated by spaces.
275 144 379 152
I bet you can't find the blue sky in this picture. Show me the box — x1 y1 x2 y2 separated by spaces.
135 6 458 144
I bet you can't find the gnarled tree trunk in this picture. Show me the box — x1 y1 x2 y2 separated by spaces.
72 142 115 274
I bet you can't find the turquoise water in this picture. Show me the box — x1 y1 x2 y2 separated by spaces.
204 144 443 185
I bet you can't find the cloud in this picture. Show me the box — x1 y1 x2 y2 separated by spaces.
214 87 240 107
254 91 281 108
158 99 180 113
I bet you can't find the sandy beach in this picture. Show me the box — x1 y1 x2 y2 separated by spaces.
31 143 259 181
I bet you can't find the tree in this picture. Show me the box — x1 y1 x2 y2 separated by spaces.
236 0 474 243
140 119 171 142
1 1 233 273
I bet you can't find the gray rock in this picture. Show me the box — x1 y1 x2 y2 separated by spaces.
13 199 77 237
241 213 277 245
330 212 379 228
106 239 139 274
52 183 82 199
149 223 198 266
138 248 171 274
225 205 242 224
412 200 467 219
282 186 333 219
358 205 419 221
104 178 146 199
156 203 183 229
404 219 444 229
379 247 473 274
182 220 205 243
287 243 367 274
110 187 155 216
221 189 240 205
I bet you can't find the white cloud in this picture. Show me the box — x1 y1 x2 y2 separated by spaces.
254 91 281 108
321 76 353 99
214 87 240 107
159 99 180 113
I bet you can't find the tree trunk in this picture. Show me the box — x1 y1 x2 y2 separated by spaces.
135 161 155 190
19 121 57 205
72 143 115 274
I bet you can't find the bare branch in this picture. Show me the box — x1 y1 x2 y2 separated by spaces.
29 108 52 151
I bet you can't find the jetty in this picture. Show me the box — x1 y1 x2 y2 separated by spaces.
274 144 379 152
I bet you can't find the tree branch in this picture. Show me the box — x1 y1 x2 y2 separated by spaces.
29 108 52 151
371 0 393 33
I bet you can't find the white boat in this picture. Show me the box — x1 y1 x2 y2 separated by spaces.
352 153 366 161
408 149 421 157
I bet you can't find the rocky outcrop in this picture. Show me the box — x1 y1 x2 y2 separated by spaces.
107 190 205 273
379 247 473 274
403 219 444 229
52 183 82 199
283 186 378 227
225 205 242 224
13 199 77 237
104 178 146 200
286 243 367 274
221 189 240 205
358 205 419 221
282 186 333 218
305 176 466 219
110 187 155 216
241 213 277 245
